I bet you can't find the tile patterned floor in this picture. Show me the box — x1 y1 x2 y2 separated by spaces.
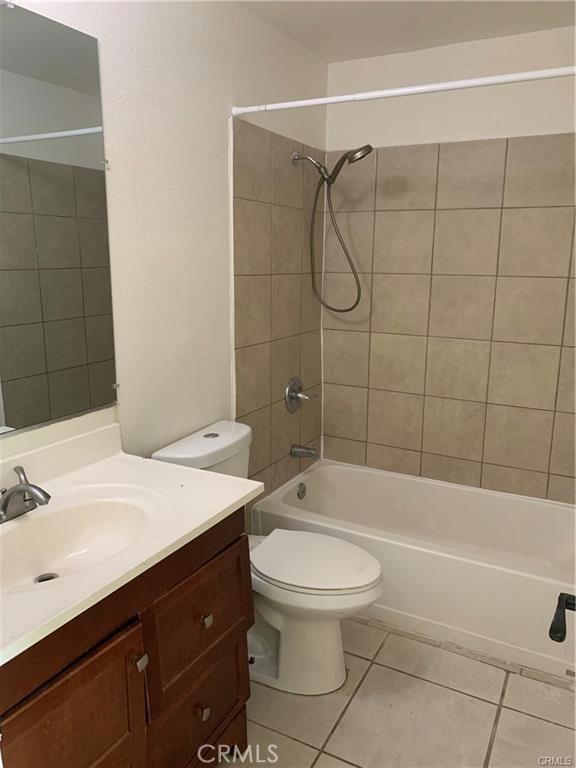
246 618 576 768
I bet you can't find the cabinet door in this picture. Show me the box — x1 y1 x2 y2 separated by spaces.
1 624 148 768
143 537 252 716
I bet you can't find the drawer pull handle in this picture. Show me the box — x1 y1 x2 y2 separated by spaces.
201 613 214 630
197 706 212 722
135 654 149 673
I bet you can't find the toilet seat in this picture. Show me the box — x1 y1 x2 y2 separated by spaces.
249 529 382 596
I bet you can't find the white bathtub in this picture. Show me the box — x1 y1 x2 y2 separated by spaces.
251 460 575 678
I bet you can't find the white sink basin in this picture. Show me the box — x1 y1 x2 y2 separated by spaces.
1 499 148 591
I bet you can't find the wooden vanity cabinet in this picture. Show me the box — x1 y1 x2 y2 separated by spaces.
0 509 253 768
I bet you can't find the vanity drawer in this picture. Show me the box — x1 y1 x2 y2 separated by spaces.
143 536 252 715
148 633 249 768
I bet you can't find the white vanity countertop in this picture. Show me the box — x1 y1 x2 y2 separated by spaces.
0 451 263 666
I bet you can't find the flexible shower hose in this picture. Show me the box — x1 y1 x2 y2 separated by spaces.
309 177 362 313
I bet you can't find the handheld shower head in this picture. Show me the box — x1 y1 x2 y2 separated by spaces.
329 144 373 183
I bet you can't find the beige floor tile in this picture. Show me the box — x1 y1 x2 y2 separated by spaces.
316 755 356 768
504 674 575 728
376 634 505 702
489 709 575 768
247 654 369 748
326 664 495 768
246 722 318 768
341 619 388 660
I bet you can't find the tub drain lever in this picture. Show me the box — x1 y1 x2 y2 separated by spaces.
549 592 575 642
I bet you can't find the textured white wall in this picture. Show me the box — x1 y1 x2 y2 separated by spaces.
326 27 575 150
0 69 104 168
15 1 326 457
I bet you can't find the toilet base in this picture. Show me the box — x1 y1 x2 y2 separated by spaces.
248 601 347 695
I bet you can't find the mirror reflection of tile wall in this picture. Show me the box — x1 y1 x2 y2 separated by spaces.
0 153 116 430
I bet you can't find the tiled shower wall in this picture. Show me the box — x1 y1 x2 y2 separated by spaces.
0 153 115 429
321 133 575 503
233 119 324 491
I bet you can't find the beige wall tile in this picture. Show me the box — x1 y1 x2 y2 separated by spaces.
234 275 270 347
233 119 271 203
35 216 80 269
550 411 575 477
367 389 423 450
373 211 434 274
300 384 322 444
327 149 376 212
88 360 116 408
325 212 374 273
433 209 500 275
29 159 75 217
499 208 574 277
74 168 106 219
0 212 36 269
238 406 271 476
269 454 301 492
324 384 368 441
564 280 574 346
271 205 302 274
48 365 90 418
437 139 506 208
366 443 420 475
0 324 46 380
235 342 271 417
481 464 547 498
324 436 366 465
271 132 303 208
484 404 553 472
421 453 481 486
271 274 301 339
369 333 426 394
548 474 575 504
303 145 325 211
493 277 566 345
371 274 430 335
376 144 438 210
300 273 322 332
301 436 321 471
423 397 485 461
301 210 324 273
0 155 32 213
271 335 301 403
2 374 49 429
233 199 271 275
504 133 575 207
270 400 300 463
488 342 560 410
301 331 321 387
426 337 490 401
557 347 575 413
324 330 370 386
322 273 372 331
429 276 495 340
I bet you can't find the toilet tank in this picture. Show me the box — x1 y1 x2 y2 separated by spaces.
151 421 252 478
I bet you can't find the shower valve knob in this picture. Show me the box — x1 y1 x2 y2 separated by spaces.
285 377 316 412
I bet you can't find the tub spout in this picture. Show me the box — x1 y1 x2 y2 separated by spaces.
290 444 318 459
549 592 575 642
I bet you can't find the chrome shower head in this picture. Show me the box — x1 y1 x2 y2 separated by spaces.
329 144 373 183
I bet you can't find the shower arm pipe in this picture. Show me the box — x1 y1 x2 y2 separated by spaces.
0 126 103 145
232 66 575 115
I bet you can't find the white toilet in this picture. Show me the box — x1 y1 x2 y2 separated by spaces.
152 420 383 696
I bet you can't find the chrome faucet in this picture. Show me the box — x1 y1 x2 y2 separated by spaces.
290 445 319 460
0 466 51 523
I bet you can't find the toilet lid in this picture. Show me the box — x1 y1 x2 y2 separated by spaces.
250 529 382 592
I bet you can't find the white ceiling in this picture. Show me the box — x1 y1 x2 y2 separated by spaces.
0 5 100 96
243 1 575 63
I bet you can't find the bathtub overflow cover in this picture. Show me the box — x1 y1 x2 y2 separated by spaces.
297 482 306 500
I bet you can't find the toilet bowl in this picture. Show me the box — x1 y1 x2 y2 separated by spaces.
248 529 383 695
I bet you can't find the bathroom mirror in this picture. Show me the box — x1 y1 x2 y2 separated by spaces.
0 5 116 434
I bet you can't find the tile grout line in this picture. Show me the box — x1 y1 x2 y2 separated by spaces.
418 143 441 474
479 139 508 489
482 671 509 768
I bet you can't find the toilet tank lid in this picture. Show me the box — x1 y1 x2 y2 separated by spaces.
151 421 252 469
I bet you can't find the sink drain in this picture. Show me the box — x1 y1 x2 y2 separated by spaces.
34 572 59 583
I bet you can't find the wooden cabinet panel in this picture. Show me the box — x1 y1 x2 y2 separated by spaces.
1 624 148 768
148 634 250 768
143 536 252 715
186 707 248 768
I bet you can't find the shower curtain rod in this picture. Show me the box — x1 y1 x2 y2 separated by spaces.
0 126 103 145
232 66 575 115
